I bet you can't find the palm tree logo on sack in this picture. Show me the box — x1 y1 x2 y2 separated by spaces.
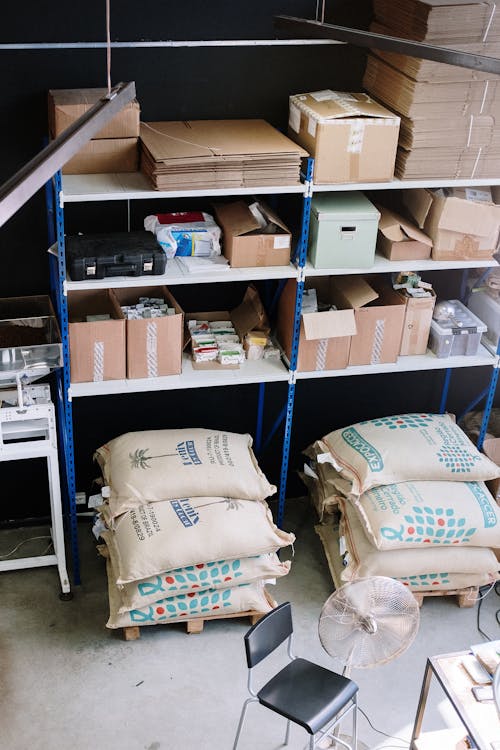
129 440 202 469
170 498 243 528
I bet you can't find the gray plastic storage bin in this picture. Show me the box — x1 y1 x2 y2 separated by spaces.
428 300 487 358
308 192 380 269
467 289 500 350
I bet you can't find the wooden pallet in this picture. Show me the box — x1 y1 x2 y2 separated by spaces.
314 523 479 608
122 607 266 640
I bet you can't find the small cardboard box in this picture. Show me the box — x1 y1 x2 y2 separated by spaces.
68 290 125 383
48 88 140 139
185 285 269 370
288 90 400 184
396 288 436 356
330 276 406 366
62 137 139 175
402 188 500 261
277 278 357 372
113 286 183 379
213 200 291 268
376 205 433 261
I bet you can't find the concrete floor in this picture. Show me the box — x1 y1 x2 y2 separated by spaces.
1 497 499 750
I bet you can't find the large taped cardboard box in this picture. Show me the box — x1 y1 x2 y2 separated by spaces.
288 91 400 184
330 276 406 366
396 288 436 355
376 205 432 260
68 289 125 383
213 200 291 268
48 88 140 139
402 188 500 260
62 137 139 175
277 278 357 372
113 286 183 379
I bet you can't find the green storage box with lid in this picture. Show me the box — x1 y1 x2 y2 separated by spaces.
308 191 380 269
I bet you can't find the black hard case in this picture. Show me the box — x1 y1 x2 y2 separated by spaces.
65 231 167 281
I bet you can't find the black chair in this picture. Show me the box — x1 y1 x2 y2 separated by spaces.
233 602 359 750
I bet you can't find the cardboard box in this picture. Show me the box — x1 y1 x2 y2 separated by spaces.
185 284 269 370
396 288 436 355
483 438 500 507
113 286 183 379
68 290 125 383
402 188 500 261
376 205 432 261
330 276 406 365
276 278 356 372
62 137 139 175
288 91 400 184
213 200 291 268
48 88 140 139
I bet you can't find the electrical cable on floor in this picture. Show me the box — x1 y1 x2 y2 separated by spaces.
0 535 52 559
476 581 500 641
358 705 409 747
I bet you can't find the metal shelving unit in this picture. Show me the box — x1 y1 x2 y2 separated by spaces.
47 159 500 584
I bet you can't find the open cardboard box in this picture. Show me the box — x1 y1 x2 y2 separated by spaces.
185 284 269 370
213 200 292 268
288 90 400 184
402 188 500 261
376 205 432 261
113 286 183 379
68 289 125 383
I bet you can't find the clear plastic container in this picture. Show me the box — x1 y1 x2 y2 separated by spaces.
428 300 487 358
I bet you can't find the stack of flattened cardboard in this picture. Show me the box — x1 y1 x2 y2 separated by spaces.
139 120 308 190
363 0 500 179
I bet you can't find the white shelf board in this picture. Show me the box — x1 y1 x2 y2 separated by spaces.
69 353 289 397
304 255 499 277
296 345 497 380
61 172 306 202
65 258 298 290
312 176 500 192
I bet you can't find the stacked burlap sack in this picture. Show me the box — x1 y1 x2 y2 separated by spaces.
94 428 295 630
305 413 500 594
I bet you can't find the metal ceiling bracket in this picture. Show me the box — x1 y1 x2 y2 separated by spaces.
0 80 136 228
274 16 500 76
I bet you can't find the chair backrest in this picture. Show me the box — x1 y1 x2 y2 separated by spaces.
244 602 293 668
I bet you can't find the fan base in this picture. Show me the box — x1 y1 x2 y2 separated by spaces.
317 734 369 750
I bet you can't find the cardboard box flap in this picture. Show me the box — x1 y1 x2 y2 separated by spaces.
377 205 433 245
436 195 500 237
483 438 500 466
214 200 289 237
230 285 270 339
291 91 399 122
302 309 357 340
140 120 308 161
402 189 434 229
331 276 380 309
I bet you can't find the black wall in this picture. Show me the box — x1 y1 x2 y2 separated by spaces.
1 1 497 522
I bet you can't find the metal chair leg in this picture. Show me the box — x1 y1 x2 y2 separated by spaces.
309 734 315 750
284 719 291 745
352 697 358 750
233 697 257 750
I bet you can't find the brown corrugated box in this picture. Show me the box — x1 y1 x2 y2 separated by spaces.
483 438 500 561
395 146 500 180
213 200 292 268
68 289 125 383
113 286 183 379
331 276 406 366
48 88 140 139
376 205 433 260
402 188 500 260
396 288 436 355
277 278 357 372
185 285 269 370
62 137 139 175
288 91 400 184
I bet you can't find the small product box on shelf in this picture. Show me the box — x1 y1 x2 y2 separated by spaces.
288 90 400 184
113 286 183 379
396 288 436 356
277 278 357 372
331 276 406 366
428 300 487 358
467 290 500 351
68 289 125 383
376 205 433 261
213 200 292 268
402 187 500 261
308 192 380 269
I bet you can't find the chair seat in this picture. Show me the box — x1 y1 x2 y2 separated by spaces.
257 657 358 735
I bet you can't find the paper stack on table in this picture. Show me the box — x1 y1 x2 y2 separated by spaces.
139 120 308 191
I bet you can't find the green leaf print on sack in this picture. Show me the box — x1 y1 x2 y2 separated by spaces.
129 440 201 470
436 445 481 473
381 505 476 545
362 414 434 430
